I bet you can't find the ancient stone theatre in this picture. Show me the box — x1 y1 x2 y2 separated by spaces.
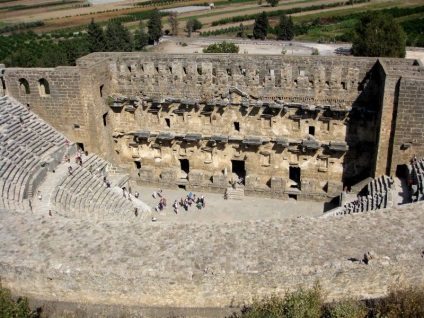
4 53 424 200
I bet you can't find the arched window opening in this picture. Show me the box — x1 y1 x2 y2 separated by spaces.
99 84 104 97
19 78 30 94
38 78 50 96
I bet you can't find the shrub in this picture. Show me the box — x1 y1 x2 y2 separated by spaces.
0 278 38 318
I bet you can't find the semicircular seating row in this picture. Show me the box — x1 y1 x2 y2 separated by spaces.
324 175 395 217
410 158 424 202
0 96 150 221
0 96 66 210
53 153 151 222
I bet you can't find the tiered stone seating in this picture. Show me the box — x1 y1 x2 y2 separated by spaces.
410 158 424 202
53 153 150 222
0 96 67 210
323 175 394 217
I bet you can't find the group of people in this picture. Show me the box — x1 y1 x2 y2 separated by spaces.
153 190 168 212
169 192 206 214
152 190 207 214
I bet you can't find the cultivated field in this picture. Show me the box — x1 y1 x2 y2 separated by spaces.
3 0 422 36
0 0 423 52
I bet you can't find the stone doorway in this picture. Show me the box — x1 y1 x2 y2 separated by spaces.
179 159 189 178
231 160 245 185
289 166 301 188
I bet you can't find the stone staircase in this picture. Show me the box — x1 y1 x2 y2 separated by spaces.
225 187 245 200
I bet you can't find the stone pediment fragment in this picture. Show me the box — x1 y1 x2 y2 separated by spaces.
134 131 150 139
184 133 202 141
329 141 349 151
210 134 228 143
276 138 289 147
157 132 174 140
242 136 262 145
303 139 320 150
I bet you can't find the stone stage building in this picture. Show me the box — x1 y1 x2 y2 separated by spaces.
3 53 424 201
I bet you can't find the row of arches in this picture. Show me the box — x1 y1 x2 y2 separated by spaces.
19 78 50 96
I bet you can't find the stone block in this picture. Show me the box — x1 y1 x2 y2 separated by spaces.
139 165 154 181
245 174 260 189
271 176 286 191
301 178 319 192
327 181 343 196
160 167 177 181
212 173 227 187
189 169 205 185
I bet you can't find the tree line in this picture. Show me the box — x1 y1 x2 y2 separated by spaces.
0 9 165 67
246 10 406 57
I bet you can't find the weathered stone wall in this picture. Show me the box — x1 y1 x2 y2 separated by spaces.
373 61 396 177
78 59 115 157
104 53 376 104
391 77 424 175
101 54 384 198
1 203 424 308
4 67 83 142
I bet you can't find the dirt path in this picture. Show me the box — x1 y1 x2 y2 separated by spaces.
153 36 351 56
153 36 424 60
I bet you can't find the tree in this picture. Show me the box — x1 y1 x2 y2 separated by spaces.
59 38 90 65
168 11 179 36
104 20 133 52
87 19 105 53
266 0 278 7
237 23 247 39
148 9 163 44
203 41 239 53
253 11 269 40
275 14 294 41
352 12 406 58
186 18 202 37
134 21 149 51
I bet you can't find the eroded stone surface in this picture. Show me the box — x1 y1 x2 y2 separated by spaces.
1 202 423 307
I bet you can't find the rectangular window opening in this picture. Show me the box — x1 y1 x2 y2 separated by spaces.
134 161 141 169
309 126 315 136
234 121 240 131
165 118 170 127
